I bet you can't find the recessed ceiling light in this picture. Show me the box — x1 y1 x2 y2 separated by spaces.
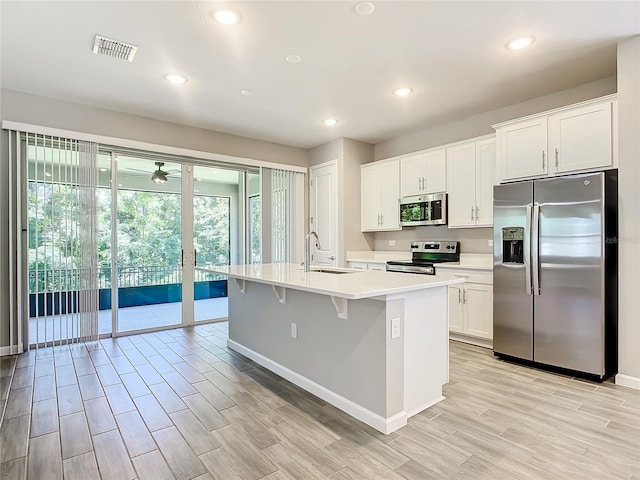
99 167 108 172
117 183 123 187
194 177 201 182
506 36 535 50
354 2 375 15
322 118 339 127
286 55 302 64
213 10 239 25
240 89 255 96
194 189 200 193
164 74 188 84
44 171 52 177
393 87 413 97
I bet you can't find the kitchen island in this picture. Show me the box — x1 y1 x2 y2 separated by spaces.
197 263 464 434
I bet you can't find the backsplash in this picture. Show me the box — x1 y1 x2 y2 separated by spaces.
372 226 493 254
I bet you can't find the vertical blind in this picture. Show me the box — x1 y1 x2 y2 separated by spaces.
271 169 304 263
13 132 100 348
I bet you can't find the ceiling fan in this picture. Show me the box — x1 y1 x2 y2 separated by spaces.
118 162 180 182
151 162 168 184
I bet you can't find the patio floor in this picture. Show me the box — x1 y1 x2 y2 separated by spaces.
28 297 228 344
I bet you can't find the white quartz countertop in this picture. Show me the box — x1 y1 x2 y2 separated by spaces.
346 251 493 270
197 263 464 300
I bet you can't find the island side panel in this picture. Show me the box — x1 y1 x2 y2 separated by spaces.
402 286 448 417
227 280 390 419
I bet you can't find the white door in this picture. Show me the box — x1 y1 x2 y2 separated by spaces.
448 285 465 333
446 143 476 228
475 139 496 227
380 160 401 230
464 284 493 339
400 153 423 197
310 161 338 266
423 149 447 194
498 117 548 181
360 163 382 231
548 102 612 174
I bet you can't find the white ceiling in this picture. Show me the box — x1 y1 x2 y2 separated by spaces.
1 1 638 149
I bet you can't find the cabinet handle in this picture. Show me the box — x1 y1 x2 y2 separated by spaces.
475 206 479 222
542 150 546 169
378 214 381 225
555 148 559 168
328 256 335 260
470 206 474 222
458 289 462 304
422 177 426 190
380 214 383 225
463 289 466 304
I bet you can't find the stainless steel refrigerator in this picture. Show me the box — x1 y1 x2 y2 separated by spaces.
493 171 617 379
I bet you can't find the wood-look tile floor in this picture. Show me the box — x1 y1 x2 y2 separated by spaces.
1 321 639 480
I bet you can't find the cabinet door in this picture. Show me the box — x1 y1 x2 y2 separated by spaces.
348 262 368 270
360 164 382 231
380 160 401 230
368 264 386 271
423 149 446 194
446 143 476 228
498 117 548 181
548 102 612 174
448 285 464 333
400 154 423 197
474 139 496 227
464 284 493 339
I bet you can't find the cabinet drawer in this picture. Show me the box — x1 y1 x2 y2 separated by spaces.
437 268 492 285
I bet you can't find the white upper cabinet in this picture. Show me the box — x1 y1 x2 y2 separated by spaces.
548 101 613 174
400 149 446 197
497 117 547 181
446 137 496 228
361 159 401 232
494 95 616 183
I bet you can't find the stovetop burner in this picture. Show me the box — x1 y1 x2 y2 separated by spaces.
386 241 460 275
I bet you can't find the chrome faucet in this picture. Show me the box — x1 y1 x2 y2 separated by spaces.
304 231 322 272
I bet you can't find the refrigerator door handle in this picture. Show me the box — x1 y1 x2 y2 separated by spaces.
525 204 532 295
532 203 541 296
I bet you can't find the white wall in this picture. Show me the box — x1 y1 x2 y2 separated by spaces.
616 36 640 387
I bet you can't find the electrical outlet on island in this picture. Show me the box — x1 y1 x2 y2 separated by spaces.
389 240 396 246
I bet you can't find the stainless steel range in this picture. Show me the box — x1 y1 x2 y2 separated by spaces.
386 241 460 275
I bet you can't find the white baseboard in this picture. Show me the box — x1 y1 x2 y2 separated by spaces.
615 373 640 390
228 339 408 434
405 396 446 418
0 345 21 356
449 332 493 349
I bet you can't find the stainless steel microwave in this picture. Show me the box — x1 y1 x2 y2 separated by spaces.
399 193 447 226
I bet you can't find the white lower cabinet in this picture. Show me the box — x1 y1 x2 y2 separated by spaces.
440 268 493 344
347 261 386 271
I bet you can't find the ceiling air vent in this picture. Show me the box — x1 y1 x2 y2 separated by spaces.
92 34 138 62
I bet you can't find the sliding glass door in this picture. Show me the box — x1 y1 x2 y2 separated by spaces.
113 155 183 333
190 165 237 322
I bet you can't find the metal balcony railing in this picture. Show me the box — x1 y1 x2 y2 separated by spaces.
28 265 226 293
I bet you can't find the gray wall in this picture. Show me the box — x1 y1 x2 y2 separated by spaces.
616 36 640 383
0 130 10 350
374 76 616 160
309 138 374 265
373 227 493 255
1 89 310 167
